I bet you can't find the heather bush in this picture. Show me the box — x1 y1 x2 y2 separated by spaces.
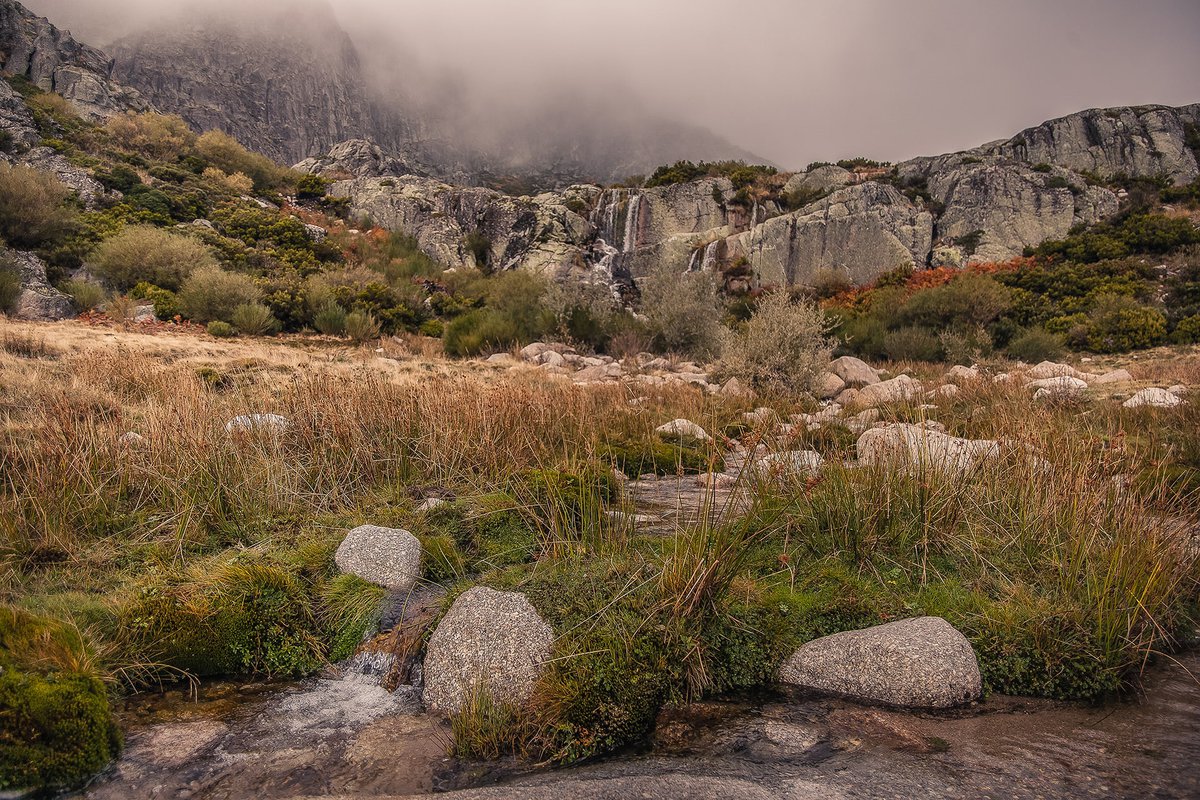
1083 294 1167 353
1006 327 1065 362
640 262 724 357
61 280 107 312
196 130 293 192
344 310 381 343
90 226 216 291
1171 314 1200 344
206 320 234 338
313 302 348 335
0 258 20 314
104 112 196 161
883 326 943 362
230 303 279 336
716 291 832 394
179 265 261 323
0 163 77 249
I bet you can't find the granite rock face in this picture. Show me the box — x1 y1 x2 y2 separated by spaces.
422 587 553 714
4 248 72 321
778 616 982 708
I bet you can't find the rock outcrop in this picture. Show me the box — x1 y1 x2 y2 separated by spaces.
778 616 982 709
0 0 146 121
857 424 999 477
293 138 429 179
4 248 71 320
724 183 934 286
422 587 553 714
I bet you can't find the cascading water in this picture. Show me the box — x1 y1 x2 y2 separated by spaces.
622 193 642 253
586 188 643 296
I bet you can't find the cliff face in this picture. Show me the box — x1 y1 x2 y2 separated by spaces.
0 0 145 120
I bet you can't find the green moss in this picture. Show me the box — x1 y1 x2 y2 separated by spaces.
0 670 121 793
600 437 709 478
318 574 387 663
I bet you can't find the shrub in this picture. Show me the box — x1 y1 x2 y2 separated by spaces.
0 163 77 249
716 291 832 394
640 262 724 357
313 301 348 335
105 294 136 324
61 279 107 312
104 112 196 161
0 258 20 314
900 273 1013 330
179 265 262 323
203 168 254 195
230 303 279 336
206 320 234 338
1083 294 1167 353
344 310 381 343
883 327 943 362
1172 314 1200 344
196 130 292 192
1006 327 1065 362
90 226 216 291
296 174 329 200
129 282 181 320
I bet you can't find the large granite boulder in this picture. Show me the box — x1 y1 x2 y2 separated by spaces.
724 183 933 287
857 424 999 477
335 524 422 591
778 616 982 708
855 374 923 407
423 587 554 714
1123 388 1186 409
5 249 72 321
294 138 423 179
828 356 882 387
930 163 1118 263
783 165 853 198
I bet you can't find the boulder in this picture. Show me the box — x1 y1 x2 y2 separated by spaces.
1093 369 1134 385
931 384 960 399
655 419 712 442
753 450 824 478
423 587 553 714
856 375 923 407
1026 376 1087 395
5 249 73 321
944 365 980 383
778 616 982 709
818 371 846 399
1123 388 1185 409
783 165 853 198
718 377 753 399
1026 361 1082 380
335 524 421 591
224 413 291 434
828 356 882 386
857 424 999 476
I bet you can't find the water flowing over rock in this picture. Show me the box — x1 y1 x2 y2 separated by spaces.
334 525 422 591
778 616 982 709
423 587 553 714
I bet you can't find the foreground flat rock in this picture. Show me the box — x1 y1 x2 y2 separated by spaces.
423 587 553 714
855 375 922 407
779 616 981 708
857 424 998 476
335 525 421 591
828 356 881 386
1123 387 1186 408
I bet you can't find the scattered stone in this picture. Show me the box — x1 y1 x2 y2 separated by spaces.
834 387 862 407
655 419 712 442
992 373 1011 384
486 353 515 364
1026 376 1087 394
1123 388 1185 409
778 616 982 709
944 365 980 383
416 497 447 512
818 372 846 399
118 431 146 447
1092 369 1135 384
753 450 824 478
719 377 753 399
1026 361 1082 380
856 375 923 407
1168 385 1189 396
224 413 291 434
423 587 553 714
857 424 998 476
931 384 960 398
744 407 779 426
335 525 421 591
829 356 881 387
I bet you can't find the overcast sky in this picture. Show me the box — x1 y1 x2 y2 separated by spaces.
24 0 1200 169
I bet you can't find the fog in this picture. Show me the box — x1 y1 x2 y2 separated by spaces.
23 0 1200 169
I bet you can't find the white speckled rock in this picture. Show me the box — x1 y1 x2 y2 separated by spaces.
423 587 553 714
857 424 998 476
1026 376 1088 394
856 375 923 407
779 616 981 708
224 413 291 434
655 419 712 442
1092 369 1135 385
753 450 824 478
1123 388 1185 409
335 525 421 591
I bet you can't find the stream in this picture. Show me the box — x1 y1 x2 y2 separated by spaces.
82 650 1200 800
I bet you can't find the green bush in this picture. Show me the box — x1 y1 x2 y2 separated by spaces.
345 310 381 343
295 173 329 200
900 273 1013 330
196 130 293 192
62 279 107 312
1006 327 1065 362
1083 294 1167 353
129 282 181 320
640 262 724 358
230 303 279 336
716 291 833 393
179 265 262 323
206 320 234 338
0 162 77 249
313 301 347 335
90 226 217 291
883 326 943 362
0 671 121 793
0 259 20 314
1172 314 1200 344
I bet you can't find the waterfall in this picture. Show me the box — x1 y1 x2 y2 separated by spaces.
686 248 700 273
701 241 719 272
622 193 642 253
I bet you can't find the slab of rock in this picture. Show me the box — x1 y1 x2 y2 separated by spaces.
944 365 980 383
828 356 881 386
753 450 824 478
1092 369 1134 384
818 371 846 399
1026 361 1082 380
1123 388 1185 409
335 525 421 591
224 413 291 434
856 375 923 407
423 587 553 714
655 419 712 442
857 424 999 476
1026 376 1088 394
778 616 982 709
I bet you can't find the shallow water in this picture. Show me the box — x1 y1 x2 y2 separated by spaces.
83 651 1200 800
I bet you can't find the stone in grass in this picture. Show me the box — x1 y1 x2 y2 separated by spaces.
778 616 982 709
655 418 712 442
1122 388 1185 409
423 587 553 714
857 424 998 477
335 525 421 591
224 413 291 434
